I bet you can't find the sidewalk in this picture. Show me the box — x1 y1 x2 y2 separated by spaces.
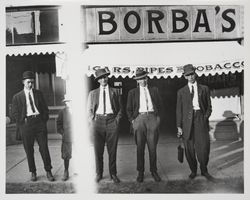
6 134 243 193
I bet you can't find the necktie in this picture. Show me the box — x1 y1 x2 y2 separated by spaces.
191 85 194 100
29 92 36 113
144 87 149 111
103 88 106 114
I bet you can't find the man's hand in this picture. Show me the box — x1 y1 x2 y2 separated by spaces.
177 127 183 138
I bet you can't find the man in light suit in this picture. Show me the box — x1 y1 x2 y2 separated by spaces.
176 64 215 182
87 68 123 183
12 71 54 182
127 68 162 182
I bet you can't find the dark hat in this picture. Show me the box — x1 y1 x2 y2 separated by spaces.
95 68 110 81
133 68 148 80
183 64 196 76
22 71 35 80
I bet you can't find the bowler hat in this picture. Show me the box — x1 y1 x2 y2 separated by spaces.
133 68 148 80
95 68 110 81
183 64 196 76
22 71 35 80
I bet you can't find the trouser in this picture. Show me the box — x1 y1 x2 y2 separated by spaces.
92 114 119 176
184 110 210 174
133 113 160 173
20 116 52 173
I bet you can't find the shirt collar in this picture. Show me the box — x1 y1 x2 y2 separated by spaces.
188 81 197 88
24 87 33 94
139 85 148 90
100 85 109 90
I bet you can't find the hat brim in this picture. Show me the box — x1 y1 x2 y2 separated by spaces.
62 99 71 102
95 72 110 81
133 73 148 80
183 71 196 76
22 76 35 80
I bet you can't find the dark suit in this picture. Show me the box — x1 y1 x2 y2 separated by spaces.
87 87 122 176
176 84 212 174
127 86 162 173
12 89 52 172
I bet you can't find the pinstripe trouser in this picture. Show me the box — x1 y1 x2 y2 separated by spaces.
184 110 210 174
133 113 160 173
92 114 119 176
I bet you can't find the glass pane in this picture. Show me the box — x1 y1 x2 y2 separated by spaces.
6 13 13 44
12 11 35 44
37 9 59 43
54 76 66 105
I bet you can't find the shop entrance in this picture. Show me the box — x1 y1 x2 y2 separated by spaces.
86 71 243 139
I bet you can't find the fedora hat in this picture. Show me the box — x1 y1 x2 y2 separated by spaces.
183 64 196 76
22 71 35 80
95 68 110 81
133 68 148 80
62 94 71 102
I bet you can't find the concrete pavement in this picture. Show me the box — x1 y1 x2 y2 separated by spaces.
6 133 243 193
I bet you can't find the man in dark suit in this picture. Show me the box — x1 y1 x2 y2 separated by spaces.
176 64 215 181
87 68 123 183
12 71 54 182
127 69 162 182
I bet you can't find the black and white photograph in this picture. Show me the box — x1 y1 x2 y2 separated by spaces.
2 0 249 198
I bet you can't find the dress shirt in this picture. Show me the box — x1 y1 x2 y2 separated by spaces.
24 88 40 116
139 86 154 113
188 82 200 110
96 85 113 114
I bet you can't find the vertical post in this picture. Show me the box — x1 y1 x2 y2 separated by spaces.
62 3 94 193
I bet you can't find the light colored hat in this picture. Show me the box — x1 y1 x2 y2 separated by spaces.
95 68 110 81
133 68 148 80
62 94 71 102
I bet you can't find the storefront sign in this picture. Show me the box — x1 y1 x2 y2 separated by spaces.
86 60 244 78
85 5 244 43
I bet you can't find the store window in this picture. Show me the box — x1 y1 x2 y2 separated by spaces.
6 6 60 45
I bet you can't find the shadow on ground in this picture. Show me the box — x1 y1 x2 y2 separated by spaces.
97 177 243 193
6 182 76 194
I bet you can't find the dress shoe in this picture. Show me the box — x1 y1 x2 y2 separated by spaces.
189 172 197 179
151 171 161 182
110 174 120 183
62 170 69 181
95 174 103 183
46 171 55 182
31 172 37 182
136 172 144 183
201 172 217 182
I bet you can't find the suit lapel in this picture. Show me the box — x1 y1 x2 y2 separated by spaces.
20 90 27 116
96 88 100 108
32 89 39 107
135 87 139 106
184 85 192 103
197 84 202 106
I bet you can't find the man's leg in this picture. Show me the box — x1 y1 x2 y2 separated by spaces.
193 111 210 174
35 120 52 172
106 117 119 176
93 117 106 178
133 115 146 173
20 122 36 173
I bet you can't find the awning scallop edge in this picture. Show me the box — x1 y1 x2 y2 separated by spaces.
86 59 244 79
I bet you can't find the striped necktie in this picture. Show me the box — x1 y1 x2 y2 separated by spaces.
103 88 106 114
29 92 36 113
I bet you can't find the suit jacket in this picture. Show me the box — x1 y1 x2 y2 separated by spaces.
126 86 162 122
12 89 49 140
87 86 123 123
176 84 212 140
57 107 72 142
